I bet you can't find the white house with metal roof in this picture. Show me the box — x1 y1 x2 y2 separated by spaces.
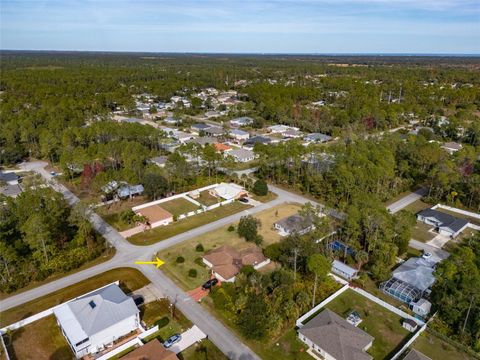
53 283 140 358
331 260 359 281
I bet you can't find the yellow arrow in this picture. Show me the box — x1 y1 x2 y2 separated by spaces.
134 257 165 268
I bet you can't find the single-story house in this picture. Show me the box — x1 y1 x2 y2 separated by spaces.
441 141 462 154
122 339 178 360
190 123 212 134
185 136 218 146
331 260 359 281
244 135 272 148
416 208 469 238
214 143 232 153
172 130 196 143
134 205 173 228
53 284 140 358
304 133 332 143
267 124 299 134
380 257 436 304
230 117 253 127
283 129 303 138
274 214 314 236
403 349 432 360
204 126 225 137
410 298 432 317
210 183 247 201
227 149 255 163
402 318 418 333
163 116 181 125
0 171 19 185
117 185 144 199
151 156 168 168
298 309 374 360
229 129 250 141
202 245 270 282
0 184 22 198
205 110 222 118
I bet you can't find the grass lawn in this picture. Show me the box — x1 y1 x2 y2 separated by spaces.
0 268 149 327
413 331 475 360
400 247 423 260
160 198 200 217
140 299 193 342
250 191 278 203
179 339 227 360
255 203 303 245
128 201 251 246
5 315 72 360
403 199 432 214
443 228 478 252
411 221 437 243
96 196 148 231
436 208 480 226
0 248 116 300
196 191 220 206
325 289 411 360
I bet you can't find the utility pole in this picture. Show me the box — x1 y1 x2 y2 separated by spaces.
292 248 299 282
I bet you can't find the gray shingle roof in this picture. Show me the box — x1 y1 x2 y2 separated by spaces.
275 214 313 233
417 209 469 232
403 349 432 360
299 309 373 360
393 257 436 291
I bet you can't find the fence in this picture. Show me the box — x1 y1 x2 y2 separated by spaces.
425 327 480 359
389 323 428 360
432 204 480 220
0 333 10 360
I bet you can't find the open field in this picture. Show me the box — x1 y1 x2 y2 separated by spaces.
0 249 115 301
403 199 432 214
0 268 149 327
411 221 437 243
325 289 411 359
157 203 302 290
413 331 475 360
5 315 72 360
128 201 251 246
96 197 148 231
160 198 199 216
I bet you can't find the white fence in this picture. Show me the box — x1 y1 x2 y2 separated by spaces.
96 338 143 360
389 323 428 360
432 204 480 220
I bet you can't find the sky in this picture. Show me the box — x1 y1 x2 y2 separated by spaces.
1 0 479 54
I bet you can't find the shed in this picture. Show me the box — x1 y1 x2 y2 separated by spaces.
331 260 359 281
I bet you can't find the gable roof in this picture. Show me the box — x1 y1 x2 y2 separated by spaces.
299 309 373 360
403 349 432 360
229 149 255 161
212 183 245 200
393 257 436 291
417 209 469 232
244 136 271 145
214 143 232 152
230 129 249 136
53 284 139 345
304 133 332 142
191 123 211 130
135 205 173 223
275 214 313 233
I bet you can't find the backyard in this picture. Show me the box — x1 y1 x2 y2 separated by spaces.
96 196 148 231
159 197 200 217
324 289 411 359
413 330 475 360
128 201 251 245
0 268 149 327
196 190 220 206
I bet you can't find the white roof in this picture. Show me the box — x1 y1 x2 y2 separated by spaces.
332 260 358 277
213 183 245 200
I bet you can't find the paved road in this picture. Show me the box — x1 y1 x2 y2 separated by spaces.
409 239 450 262
386 187 428 214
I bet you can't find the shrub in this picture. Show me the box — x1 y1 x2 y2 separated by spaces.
194 257 204 266
227 225 235 232
188 269 197 278
155 316 170 328
238 215 261 242
240 265 256 276
252 179 268 196
195 243 204 252
176 256 185 264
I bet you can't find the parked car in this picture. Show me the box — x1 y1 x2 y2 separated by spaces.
163 334 182 348
239 197 249 203
201 278 219 290
422 251 432 260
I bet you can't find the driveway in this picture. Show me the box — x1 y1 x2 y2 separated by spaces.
409 239 450 262
387 188 428 214
169 325 206 354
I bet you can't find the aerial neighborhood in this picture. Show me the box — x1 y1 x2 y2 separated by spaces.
1 51 479 360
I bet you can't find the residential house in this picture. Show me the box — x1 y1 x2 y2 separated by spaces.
402 319 418 333
380 257 436 304
134 205 174 228
202 245 270 282
150 156 168 168
416 208 469 238
230 117 253 127
331 260 359 281
190 123 212 135
304 133 332 144
267 124 299 134
229 129 250 141
0 184 22 198
122 339 178 360
205 110 222 118
53 284 140 358
228 149 255 163
204 126 225 137
274 214 314 236
210 183 247 201
403 349 432 360
283 129 303 139
163 116 181 125
185 136 219 146
0 171 19 185
298 309 374 360
214 143 233 153
117 185 144 199
244 135 272 148
171 130 196 143
441 141 463 154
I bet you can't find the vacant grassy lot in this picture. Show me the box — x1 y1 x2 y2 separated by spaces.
0 268 149 327
140 299 192 342
249 191 278 203
196 191 220 206
179 339 227 360
128 201 250 245
413 331 475 360
411 221 437 242
403 199 432 214
6 315 72 360
160 197 199 216
96 196 147 231
325 289 411 359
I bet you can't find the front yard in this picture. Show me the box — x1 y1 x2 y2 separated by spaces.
128 201 251 245
325 289 411 359
411 221 437 243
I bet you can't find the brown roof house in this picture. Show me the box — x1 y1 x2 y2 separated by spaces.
133 205 174 228
202 245 270 282
122 339 178 360
298 309 374 360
